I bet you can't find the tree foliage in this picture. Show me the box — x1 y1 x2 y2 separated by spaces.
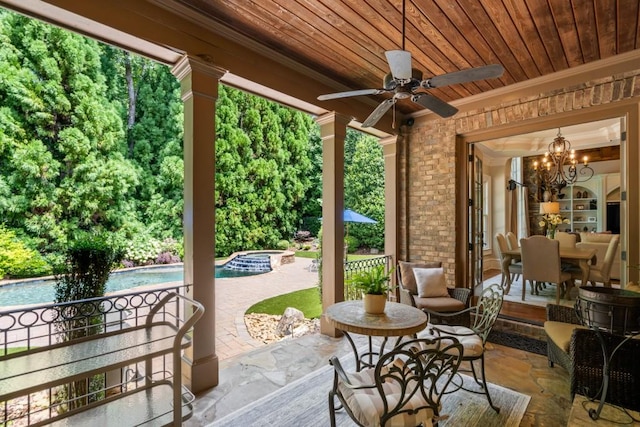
215 86 314 255
0 10 386 277
344 130 385 250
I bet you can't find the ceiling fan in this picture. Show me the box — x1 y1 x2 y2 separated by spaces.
317 0 504 128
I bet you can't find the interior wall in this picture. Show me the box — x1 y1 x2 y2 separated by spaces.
401 69 640 288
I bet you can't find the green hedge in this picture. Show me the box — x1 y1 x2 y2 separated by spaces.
0 227 52 278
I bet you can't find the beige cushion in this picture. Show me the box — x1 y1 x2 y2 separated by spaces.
339 368 436 427
414 267 449 298
414 296 463 312
544 321 588 352
398 261 442 295
626 283 640 294
420 324 484 357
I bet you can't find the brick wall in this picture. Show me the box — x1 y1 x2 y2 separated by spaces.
400 70 640 284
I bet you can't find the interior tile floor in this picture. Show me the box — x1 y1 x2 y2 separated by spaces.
187 331 575 426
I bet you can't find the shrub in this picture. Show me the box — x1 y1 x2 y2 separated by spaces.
156 252 180 264
54 232 124 302
276 240 290 250
345 235 360 253
0 227 52 278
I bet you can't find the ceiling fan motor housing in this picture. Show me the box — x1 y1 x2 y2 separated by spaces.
383 68 423 89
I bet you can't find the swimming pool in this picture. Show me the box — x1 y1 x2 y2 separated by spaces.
0 264 265 308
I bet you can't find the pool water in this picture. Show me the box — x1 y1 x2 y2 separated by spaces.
0 264 265 308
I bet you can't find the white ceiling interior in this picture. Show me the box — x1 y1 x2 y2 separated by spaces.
477 117 621 160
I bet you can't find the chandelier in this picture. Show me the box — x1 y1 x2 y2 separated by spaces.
533 128 594 187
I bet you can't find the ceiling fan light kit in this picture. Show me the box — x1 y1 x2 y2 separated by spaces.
317 0 504 128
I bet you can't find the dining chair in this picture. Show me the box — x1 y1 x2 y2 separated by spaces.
495 233 522 294
328 336 463 427
505 231 519 250
419 283 505 413
554 231 577 248
568 235 620 287
520 236 572 304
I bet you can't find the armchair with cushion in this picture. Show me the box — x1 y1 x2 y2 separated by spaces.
328 336 464 427
397 261 471 326
544 304 640 411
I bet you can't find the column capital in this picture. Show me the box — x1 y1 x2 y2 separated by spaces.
171 54 227 81
315 111 352 127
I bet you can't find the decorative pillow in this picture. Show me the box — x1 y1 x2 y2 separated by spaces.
398 261 442 295
414 267 449 298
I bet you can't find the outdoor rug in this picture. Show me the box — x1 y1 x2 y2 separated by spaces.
488 329 547 356
208 352 530 427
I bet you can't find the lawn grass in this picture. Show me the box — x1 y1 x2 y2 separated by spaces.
246 287 322 318
294 251 319 259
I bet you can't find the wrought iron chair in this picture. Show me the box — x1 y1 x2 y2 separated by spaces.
328 336 463 427
396 261 472 326
419 283 505 413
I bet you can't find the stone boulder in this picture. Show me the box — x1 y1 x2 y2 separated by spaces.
275 307 305 336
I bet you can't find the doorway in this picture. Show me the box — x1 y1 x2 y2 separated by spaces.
462 116 625 323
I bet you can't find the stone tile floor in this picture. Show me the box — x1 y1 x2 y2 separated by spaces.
189 327 574 426
189 259 576 426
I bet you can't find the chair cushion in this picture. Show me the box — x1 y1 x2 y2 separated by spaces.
398 261 442 295
544 321 588 353
414 267 449 298
414 296 465 312
422 324 484 358
339 368 436 427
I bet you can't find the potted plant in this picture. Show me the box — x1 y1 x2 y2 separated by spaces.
347 265 395 314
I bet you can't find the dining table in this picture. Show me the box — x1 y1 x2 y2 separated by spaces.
503 246 597 292
323 300 427 371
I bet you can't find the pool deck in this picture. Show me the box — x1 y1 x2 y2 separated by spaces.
212 256 318 360
0 258 319 362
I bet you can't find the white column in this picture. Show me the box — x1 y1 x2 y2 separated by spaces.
172 55 225 392
316 112 350 337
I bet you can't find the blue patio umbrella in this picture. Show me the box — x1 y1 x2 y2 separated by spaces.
319 209 378 224
343 209 377 224
319 209 377 258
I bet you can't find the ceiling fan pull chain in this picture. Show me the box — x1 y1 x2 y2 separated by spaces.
392 102 396 129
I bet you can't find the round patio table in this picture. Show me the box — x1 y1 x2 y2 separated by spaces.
324 300 428 371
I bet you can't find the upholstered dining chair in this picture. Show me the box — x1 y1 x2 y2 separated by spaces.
328 336 463 427
495 233 522 294
520 236 572 304
568 235 620 287
505 231 519 250
418 283 505 413
554 231 577 248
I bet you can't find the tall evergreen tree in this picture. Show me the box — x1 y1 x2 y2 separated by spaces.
344 130 385 250
215 85 314 256
0 11 138 252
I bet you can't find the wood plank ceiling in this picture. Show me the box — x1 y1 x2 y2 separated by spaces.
177 0 640 116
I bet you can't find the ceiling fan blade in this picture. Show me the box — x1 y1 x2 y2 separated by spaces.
385 50 412 80
411 93 458 118
317 88 385 101
426 64 504 88
362 98 396 128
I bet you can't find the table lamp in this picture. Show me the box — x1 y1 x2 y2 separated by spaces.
540 202 560 214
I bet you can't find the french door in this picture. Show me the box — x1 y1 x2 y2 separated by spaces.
469 144 484 290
